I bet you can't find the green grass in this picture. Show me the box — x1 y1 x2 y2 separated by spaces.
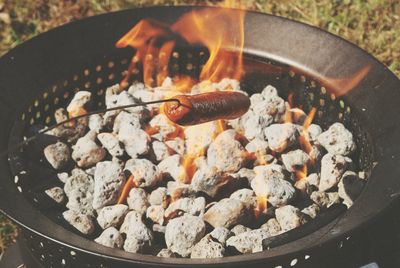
1 0 399 76
0 0 398 253
0 213 18 253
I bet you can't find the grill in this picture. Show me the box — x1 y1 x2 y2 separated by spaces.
0 6 399 268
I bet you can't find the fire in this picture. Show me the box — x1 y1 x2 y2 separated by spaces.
299 107 317 158
303 107 317 130
323 65 371 96
67 107 87 127
180 152 201 183
116 3 247 185
172 75 196 93
118 175 137 204
284 105 317 180
254 196 268 218
116 19 175 87
215 120 226 138
296 107 317 180
295 165 308 181
172 8 245 82
144 125 160 136
116 6 245 88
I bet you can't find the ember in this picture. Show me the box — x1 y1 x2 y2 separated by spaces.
37 4 368 260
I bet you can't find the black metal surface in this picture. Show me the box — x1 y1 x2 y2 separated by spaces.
5 199 400 268
0 242 26 268
0 6 399 268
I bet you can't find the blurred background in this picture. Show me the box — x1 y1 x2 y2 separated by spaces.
0 0 399 254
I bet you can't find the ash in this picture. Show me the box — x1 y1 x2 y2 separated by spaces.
42 78 364 258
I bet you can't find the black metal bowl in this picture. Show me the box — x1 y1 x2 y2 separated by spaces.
0 6 399 268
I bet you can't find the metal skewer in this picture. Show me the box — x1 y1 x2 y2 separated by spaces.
2 98 184 157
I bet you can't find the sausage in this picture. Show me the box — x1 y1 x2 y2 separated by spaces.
163 91 250 126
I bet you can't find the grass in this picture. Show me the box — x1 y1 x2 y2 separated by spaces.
0 0 398 254
0 214 18 254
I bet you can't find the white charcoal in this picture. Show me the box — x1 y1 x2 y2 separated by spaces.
310 191 341 208
319 153 352 191
45 186 66 204
97 132 124 157
125 158 161 188
165 215 206 257
44 142 71 169
95 227 124 249
264 123 299 152
338 171 365 207
191 235 225 258
203 198 248 228
63 210 95 235
92 161 125 210
72 131 106 168
97 204 129 229
281 149 310 173
317 123 356 156
275 205 307 232
127 188 149 214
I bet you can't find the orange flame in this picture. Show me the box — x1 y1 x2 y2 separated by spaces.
299 107 317 168
116 6 245 88
254 196 268 219
116 4 246 185
172 8 245 82
214 120 226 138
284 106 317 181
323 65 371 96
303 107 317 130
118 175 137 204
116 19 175 87
295 165 308 181
67 107 87 127
172 75 197 93
144 125 160 136
180 154 198 183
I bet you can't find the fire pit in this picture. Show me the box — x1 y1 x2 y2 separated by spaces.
0 5 400 268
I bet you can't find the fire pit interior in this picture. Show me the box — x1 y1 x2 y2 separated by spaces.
7 44 373 259
2 5 399 268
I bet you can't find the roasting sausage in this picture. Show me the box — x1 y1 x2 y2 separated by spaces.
163 91 250 126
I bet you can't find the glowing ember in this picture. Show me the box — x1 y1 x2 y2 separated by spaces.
295 165 308 182
299 107 317 165
254 196 268 219
117 175 137 204
39 2 369 258
180 153 201 183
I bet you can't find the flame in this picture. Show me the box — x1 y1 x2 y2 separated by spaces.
68 107 87 118
303 107 317 130
116 4 246 184
323 65 371 96
144 125 160 136
299 107 317 163
254 196 268 219
172 8 245 82
284 105 317 180
118 175 137 204
116 19 175 87
117 4 245 88
180 153 200 183
214 120 226 138
295 165 308 181
172 75 197 93
67 107 87 127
